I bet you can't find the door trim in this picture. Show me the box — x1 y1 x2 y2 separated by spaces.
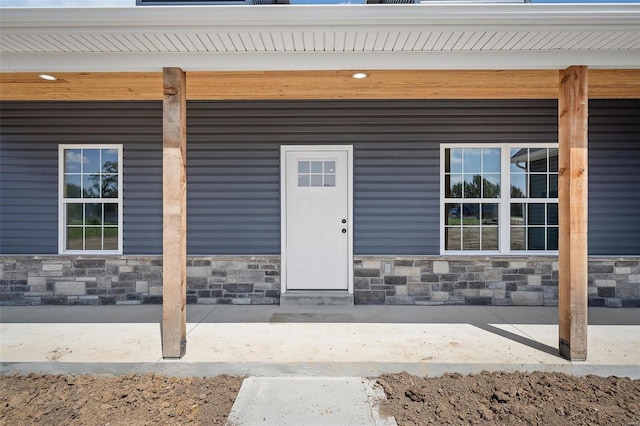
280 145 354 295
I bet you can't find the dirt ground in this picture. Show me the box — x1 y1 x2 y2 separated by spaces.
1 371 639 425
0 373 242 425
377 371 640 425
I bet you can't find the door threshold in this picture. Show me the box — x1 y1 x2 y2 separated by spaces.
280 291 354 307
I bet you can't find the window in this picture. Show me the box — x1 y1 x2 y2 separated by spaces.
59 145 123 254
297 160 336 187
441 144 558 254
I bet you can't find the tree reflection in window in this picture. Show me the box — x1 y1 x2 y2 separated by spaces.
62 147 120 252
444 148 500 251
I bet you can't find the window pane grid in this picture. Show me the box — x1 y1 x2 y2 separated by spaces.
61 146 121 253
510 201 558 251
298 160 336 187
445 148 501 199
64 148 119 200
445 202 499 251
444 144 558 254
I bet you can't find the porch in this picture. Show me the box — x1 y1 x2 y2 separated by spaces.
1 304 638 378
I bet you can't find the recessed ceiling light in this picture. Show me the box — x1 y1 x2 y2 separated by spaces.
39 74 57 81
351 72 368 79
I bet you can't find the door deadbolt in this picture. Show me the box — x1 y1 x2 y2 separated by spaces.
342 219 347 224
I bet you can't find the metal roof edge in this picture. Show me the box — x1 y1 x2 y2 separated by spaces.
2 4 640 29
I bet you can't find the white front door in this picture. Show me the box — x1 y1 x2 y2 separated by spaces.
281 146 353 292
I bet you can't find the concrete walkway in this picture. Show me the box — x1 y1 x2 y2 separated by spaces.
2 305 639 425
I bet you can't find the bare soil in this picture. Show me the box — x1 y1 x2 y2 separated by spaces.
2 371 639 425
377 371 640 425
0 373 242 425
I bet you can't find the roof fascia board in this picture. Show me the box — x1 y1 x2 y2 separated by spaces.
3 50 639 73
2 4 640 29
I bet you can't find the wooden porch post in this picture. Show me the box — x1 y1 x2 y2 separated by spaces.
558 65 588 361
162 67 187 359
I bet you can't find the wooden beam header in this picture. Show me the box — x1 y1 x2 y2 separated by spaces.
1 69 639 101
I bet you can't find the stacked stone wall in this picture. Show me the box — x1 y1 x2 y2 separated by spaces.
353 257 640 307
0 256 279 306
1 255 638 307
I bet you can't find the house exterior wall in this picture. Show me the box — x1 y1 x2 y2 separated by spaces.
1 255 638 307
0 99 638 306
2 99 639 256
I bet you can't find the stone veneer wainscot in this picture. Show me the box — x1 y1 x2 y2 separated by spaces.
0 256 638 307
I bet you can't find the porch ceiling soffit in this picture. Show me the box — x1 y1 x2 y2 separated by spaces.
1 4 639 73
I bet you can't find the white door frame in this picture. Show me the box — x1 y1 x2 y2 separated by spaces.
280 145 354 294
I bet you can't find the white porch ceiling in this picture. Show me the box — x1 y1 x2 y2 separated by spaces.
1 4 639 72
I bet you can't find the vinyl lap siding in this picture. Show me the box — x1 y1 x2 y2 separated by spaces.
589 100 640 256
1 99 638 256
0 101 163 255
189 100 558 255
0 141 58 254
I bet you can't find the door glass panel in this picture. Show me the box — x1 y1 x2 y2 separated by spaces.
298 174 310 186
298 160 337 187
298 161 310 173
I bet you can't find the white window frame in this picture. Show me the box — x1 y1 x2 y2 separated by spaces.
440 143 559 256
58 144 123 255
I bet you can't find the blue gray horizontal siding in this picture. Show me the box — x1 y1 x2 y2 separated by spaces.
1 99 638 256
589 100 640 256
190 99 558 255
0 102 163 255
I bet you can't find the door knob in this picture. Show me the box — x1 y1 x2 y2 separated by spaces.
342 229 347 233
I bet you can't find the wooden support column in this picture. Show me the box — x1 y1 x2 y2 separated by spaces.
558 66 588 361
162 67 187 359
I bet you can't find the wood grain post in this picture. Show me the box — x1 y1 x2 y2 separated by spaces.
558 66 588 361
162 67 187 359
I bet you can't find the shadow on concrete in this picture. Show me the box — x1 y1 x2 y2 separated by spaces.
471 323 560 359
